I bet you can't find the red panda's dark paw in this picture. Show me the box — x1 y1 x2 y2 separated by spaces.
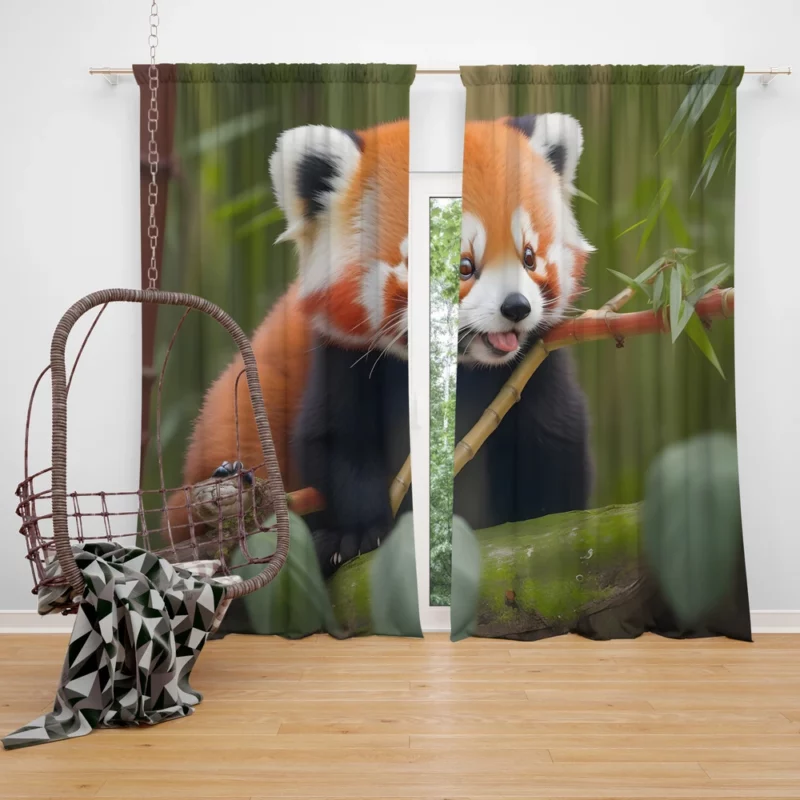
312 527 386 577
312 529 345 578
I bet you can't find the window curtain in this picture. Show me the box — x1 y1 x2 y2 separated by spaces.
451 65 750 643
135 64 421 639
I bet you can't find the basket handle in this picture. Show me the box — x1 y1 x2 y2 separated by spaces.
50 288 290 601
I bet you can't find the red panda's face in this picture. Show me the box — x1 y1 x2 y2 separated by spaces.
459 115 592 366
269 121 410 359
270 115 591 368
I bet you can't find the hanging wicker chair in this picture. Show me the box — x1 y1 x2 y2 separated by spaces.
16 288 290 612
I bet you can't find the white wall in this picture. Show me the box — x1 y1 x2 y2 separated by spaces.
2 0 798 625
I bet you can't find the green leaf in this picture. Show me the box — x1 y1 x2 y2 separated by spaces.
615 217 648 240
652 271 665 310
181 109 271 156
674 299 696 340
227 512 341 638
450 516 481 642
234 207 284 239
642 432 742 628
664 204 691 248
637 179 672 258
692 145 723 196
669 269 683 342
607 269 643 295
685 314 725 378
214 185 270 220
658 67 727 154
684 70 728 134
370 512 423 637
671 247 696 257
573 188 598 205
636 257 667 284
693 262 729 280
703 86 735 163
687 265 733 305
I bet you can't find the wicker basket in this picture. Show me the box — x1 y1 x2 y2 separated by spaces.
16 288 290 610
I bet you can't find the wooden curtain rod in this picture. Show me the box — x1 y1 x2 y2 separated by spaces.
90 65 792 82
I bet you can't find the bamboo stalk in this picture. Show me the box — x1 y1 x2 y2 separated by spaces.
289 288 734 517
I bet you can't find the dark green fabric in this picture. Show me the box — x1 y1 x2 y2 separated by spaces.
460 64 744 86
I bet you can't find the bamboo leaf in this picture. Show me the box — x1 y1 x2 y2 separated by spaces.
674 299 696 340
637 180 672 258
636 257 667 284
687 265 733 305
703 86 735 163
683 69 728 134
607 269 643 295
685 314 725 378
669 270 683 342
616 217 648 239
659 67 727 154
658 86 702 153
722 131 737 173
664 204 691 248
693 262 729 280
181 109 271 156
652 271 665 310
573 188 598 204
692 146 723 196
234 207 284 239
214 185 270 220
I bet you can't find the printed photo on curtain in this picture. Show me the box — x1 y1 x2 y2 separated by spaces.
134 64 421 639
447 65 750 643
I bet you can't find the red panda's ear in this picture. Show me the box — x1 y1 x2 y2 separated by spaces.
505 113 584 190
269 125 364 243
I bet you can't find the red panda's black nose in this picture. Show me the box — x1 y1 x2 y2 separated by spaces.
500 293 531 323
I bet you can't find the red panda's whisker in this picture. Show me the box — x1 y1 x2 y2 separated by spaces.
369 328 407 379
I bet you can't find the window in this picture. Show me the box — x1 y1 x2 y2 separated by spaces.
408 172 461 631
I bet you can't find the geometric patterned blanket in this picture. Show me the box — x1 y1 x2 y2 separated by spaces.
2 542 237 750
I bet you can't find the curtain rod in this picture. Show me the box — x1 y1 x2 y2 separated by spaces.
90 65 792 84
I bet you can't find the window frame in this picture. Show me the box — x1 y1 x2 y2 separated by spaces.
408 171 463 632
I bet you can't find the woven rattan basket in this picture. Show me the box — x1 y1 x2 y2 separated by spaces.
16 288 290 611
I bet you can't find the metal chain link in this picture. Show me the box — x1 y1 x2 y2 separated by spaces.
146 1 160 291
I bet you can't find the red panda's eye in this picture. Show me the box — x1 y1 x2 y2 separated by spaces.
523 245 536 270
459 256 475 279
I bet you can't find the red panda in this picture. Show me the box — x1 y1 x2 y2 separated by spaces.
170 114 593 569
166 121 410 550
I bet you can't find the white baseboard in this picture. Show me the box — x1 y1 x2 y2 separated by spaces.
1 609 798 635
749 610 800 633
0 611 74 633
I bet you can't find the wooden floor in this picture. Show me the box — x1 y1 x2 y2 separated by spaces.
1 632 799 798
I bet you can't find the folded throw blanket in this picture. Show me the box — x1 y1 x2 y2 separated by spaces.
3 541 238 750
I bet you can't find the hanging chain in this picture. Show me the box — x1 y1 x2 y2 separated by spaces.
146 1 160 291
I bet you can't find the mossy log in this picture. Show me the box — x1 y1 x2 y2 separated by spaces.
470 504 646 638
181 479 646 640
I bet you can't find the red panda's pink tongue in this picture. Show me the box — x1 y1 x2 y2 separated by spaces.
487 331 520 352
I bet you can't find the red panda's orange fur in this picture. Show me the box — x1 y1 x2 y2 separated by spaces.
165 282 311 535
166 117 588 538
165 121 410 538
